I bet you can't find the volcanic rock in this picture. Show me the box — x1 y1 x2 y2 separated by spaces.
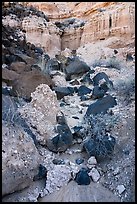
85 95 117 116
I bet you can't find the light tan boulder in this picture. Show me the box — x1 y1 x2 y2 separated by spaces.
2 121 40 196
19 84 60 145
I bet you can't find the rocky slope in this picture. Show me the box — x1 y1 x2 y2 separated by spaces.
2 2 135 202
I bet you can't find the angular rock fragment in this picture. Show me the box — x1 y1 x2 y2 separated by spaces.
92 72 113 87
46 123 73 153
2 121 40 196
19 84 60 145
12 70 54 100
33 164 47 181
92 85 105 99
75 158 84 165
87 156 97 165
85 95 117 116
65 58 90 80
74 168 91 185
88 167 100 182
116 185 126 194
54 86 74 100
78 85 92 96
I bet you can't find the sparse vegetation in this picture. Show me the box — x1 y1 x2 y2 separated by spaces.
92 57 126 70
83 113 119 138
114 77 135 105
82 112 120 159
2 95 19 124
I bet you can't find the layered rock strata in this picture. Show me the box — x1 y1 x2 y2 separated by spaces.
2 2 135 56
25 2 135 49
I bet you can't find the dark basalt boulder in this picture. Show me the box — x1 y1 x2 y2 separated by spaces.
2 87 12 96
3 39 11 47
126 53 134 61
92 85 105 99
35 47 43 55
55 21 62 28
54 86 74 100
78 85 92 96
72 126 84 139
52 159 65 165
2 87 13 96
4 54 20 65
45 58 60 74
80 71 94 84
92 72 113 88
64 58 90 80
100 81 109 92
75 158 84 165
33 164 47 181
85 95 117 116
80 95 89 101
83 135 116 161
44 53 50 60
46 123 73 153
83 138 96 158
74 168 91 185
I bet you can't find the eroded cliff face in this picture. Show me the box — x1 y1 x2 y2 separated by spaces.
21 17 61 57
24 2 135 52
80 2 135 44
3 2 135 57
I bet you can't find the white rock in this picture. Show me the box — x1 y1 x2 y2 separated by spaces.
77 138 82 144
2 64 8 69
45 165 71 194
72 139 77 144
72 149 81 153
116 185 125 194
64 159 70 165
68 150 73 155
52 74 68 87
13 150 18 154
61 48 72 58
87 156 97 165
88 167 100 182
113 167 120 175
87 163 96 169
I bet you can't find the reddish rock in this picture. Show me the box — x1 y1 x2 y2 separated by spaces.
9 61 31 74
12 70 55 99
2 68 19 85
15 53 37 65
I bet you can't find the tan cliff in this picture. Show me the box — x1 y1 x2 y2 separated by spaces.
3 2 135 57
22 2 135 52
